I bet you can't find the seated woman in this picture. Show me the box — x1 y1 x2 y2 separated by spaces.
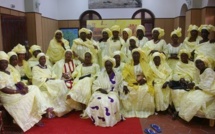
0 51 51 132
85 56 124 127
149 52 172 112
67 52 100 111
12 44 31 84
52 49 80 89
178 56 215 122
112 51 125 73
32 53 72 117
121 48 155 118
169 49 196 118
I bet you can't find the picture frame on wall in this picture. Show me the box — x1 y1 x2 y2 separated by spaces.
89 0 142 9
60 28 79 47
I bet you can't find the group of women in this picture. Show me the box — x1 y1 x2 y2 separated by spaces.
0 24 215 132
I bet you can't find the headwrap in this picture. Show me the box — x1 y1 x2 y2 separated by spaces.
151 52 166 62
102 28 112 37
187 25 199 32
110 25 120 32
136 25 146 35
54 30 63 36
132 48 147 61
103 56 116 68
7 51 17 60
0 51 9 61
128 36 138 47
29 45 42 55
113 50 125 62
64 49 73 54
122 28 132 38
152 27 165 39
37 52 46 61
198 24 215 33
171 27 182 37
12 44 26 54
195 55 211 68
83 51 93 62
178 49 191 60
87 29 92 35
78 28 89 36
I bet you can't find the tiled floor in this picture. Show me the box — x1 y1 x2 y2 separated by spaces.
140 112 215 134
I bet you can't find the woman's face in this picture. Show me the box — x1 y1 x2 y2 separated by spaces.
195 59 206 71
201 29 209 39
136 29 144 38
102 32 109 40
65 51 72 61
112 31 119 38
129 39 137 51
153 56 161 66
152 30 159 39
114 55 121 65
0 60 8 71
33 50 41 58
180 53 189 63
9 55 18 66
105 60 113 74
132 51 140 63
80 32 87 40
87 32 92 40
84 52 92 64
171 34 179 43
39 56 46 66
55 32 62 42
122 31 128 40
17 53 25 61
190 30 198 38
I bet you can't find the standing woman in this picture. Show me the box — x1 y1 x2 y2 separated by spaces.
121 28 132 55
136 25 148 48
85 56 124 127
179 56 215 122
148 52 172 112
165 27 183 69
67 52 100 111
121 48 155 118
32 53 72 117
124 36 138 62
46 30 70 64
143 27 167 56
0 51 51 132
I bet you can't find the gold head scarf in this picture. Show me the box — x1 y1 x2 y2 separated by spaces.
178 49 191 60
29 45 42 55
55 30 63 36
136 25 146 35
110 25 120 32
0 51 9 61
195 55 211 68
7 51 17 60
187 25 199 32
152 27 165 39
122 28 132 38
198 24 215 33
171 27 182 37
151 52 166 63
78 28 89 36
102 28 112 37
37 52 46 61
128 36 138 47
12 44 26 54
103 56 116 68
132 48 147 61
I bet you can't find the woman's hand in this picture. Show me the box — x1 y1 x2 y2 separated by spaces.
62 73 70 79
123 86 130 95
187 82 195 89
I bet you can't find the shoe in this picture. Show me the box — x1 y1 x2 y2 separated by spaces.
150 124 162 133
144 128 157 134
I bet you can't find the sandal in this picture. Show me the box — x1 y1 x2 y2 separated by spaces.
150 124 162 133
46 108 56 119
144 128 157 134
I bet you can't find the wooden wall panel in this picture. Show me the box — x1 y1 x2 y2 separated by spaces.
68 20 79 28
10 10 19 16
0 14 2 50
26 13 37 45
155 18 174 43
0 7 10 14
58 20 69 28
35 13 42 46
41 17 58 52
58 20 80 28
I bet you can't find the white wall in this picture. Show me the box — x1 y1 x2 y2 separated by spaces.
0 0 25 12
39 0 59 19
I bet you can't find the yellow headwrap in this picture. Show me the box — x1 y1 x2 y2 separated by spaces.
178 49 191 60
170 27 182 37
132 48 147 61
151 51 166 62
195 55 211 68
78 28 89 36
7 51 17 60
110 25 120 32
0 51 9 61
29 45 42 55
136 25 146 35
87 29 92 35
128 36 138 47
37 52 46 61
102 28 112 37
122 28 132 38
152 27 165 39
103 56 116 68
55 30 63 36
198 24 215 32
187 25 199 32
65 49 73 54
12 44 26 54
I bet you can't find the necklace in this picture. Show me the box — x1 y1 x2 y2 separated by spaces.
38 64 47 69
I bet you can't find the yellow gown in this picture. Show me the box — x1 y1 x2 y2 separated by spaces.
107 37 125 57
182 36 202 53
143 39 167 56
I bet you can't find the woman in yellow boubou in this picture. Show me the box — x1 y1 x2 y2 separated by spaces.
121 48 155 118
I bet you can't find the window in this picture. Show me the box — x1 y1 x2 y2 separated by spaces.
79 10 102 28
132 9 155 38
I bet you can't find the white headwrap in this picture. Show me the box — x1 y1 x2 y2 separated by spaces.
110 25 120 32
198 24 215 33
152 27 165 39
37 52 46 60
136 25 146 35
0 51 9 61
103 56 116 68
7 51 17 59
12 44 26 54
171 27 182 37
123 28 132 38
29 45 42 55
